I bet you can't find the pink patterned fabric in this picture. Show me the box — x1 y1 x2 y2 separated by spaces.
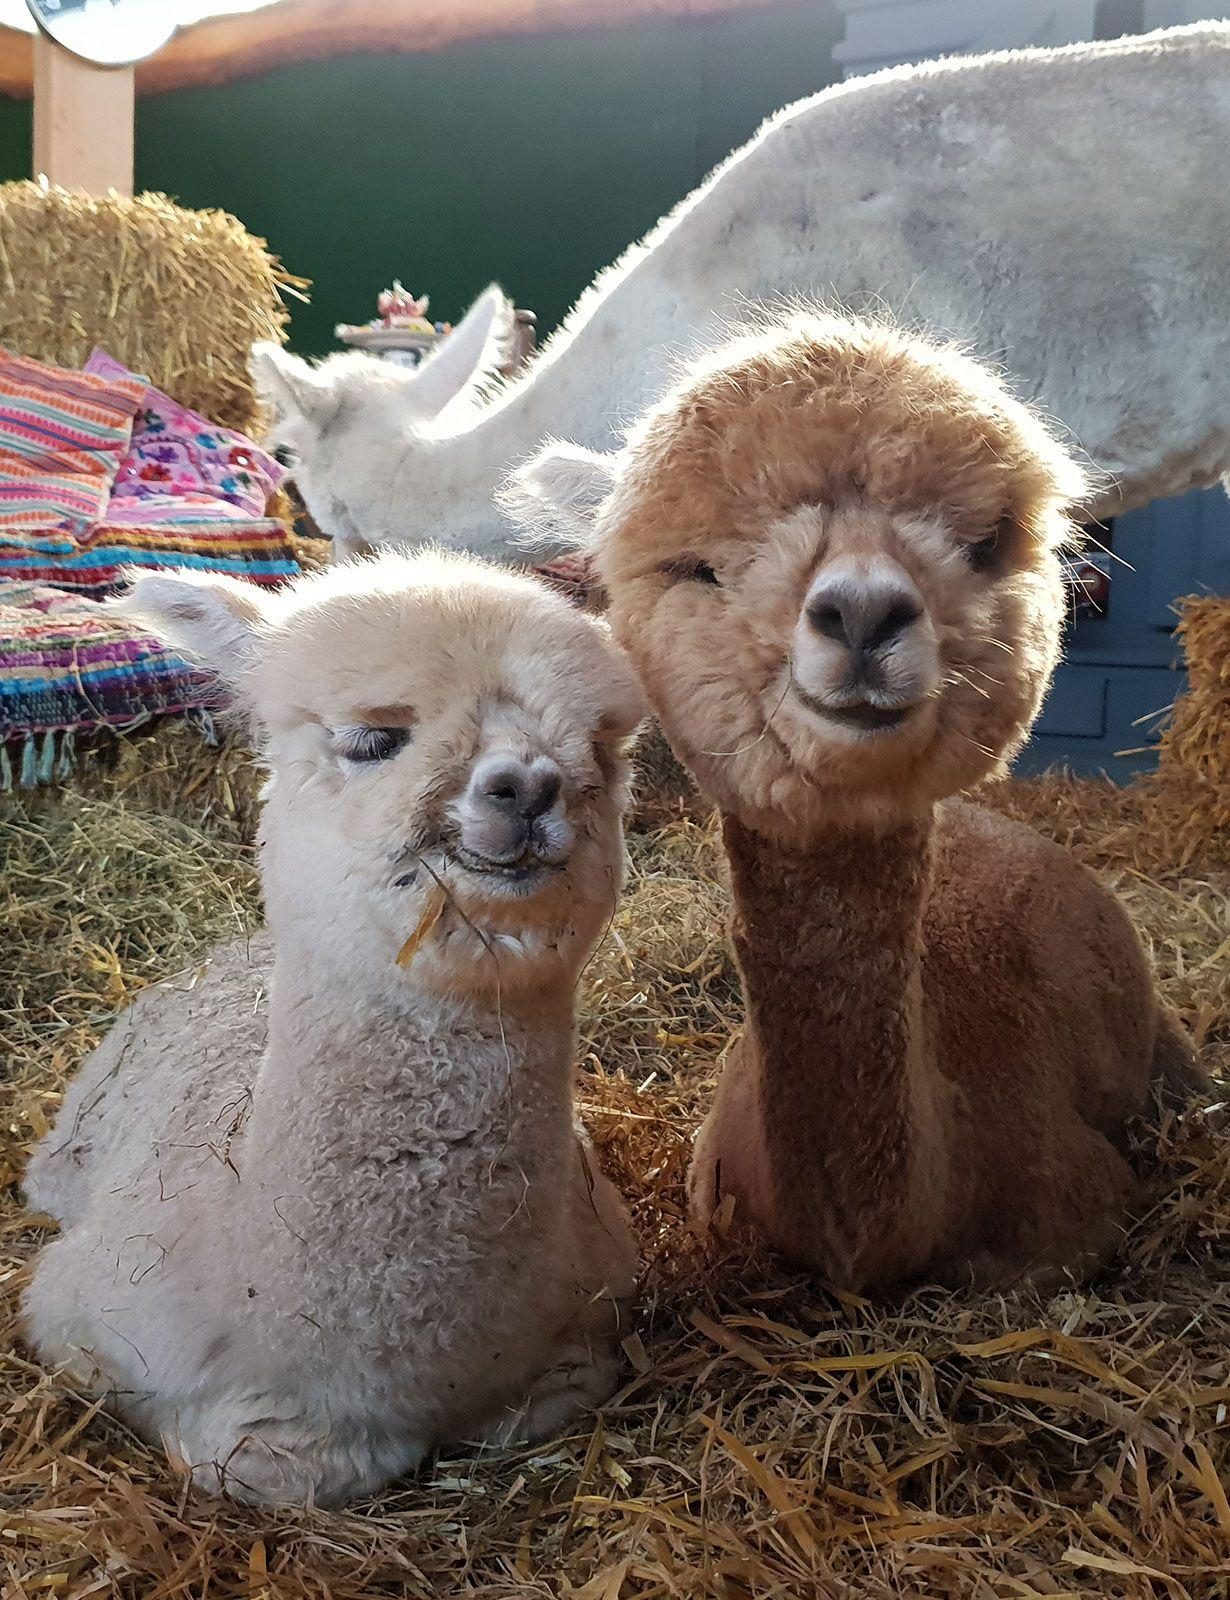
85 349 285 522
0 350 144 529
101 490 256 526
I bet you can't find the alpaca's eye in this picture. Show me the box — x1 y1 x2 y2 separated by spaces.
966 527 1003 574
336 726 411 764
660 554 721 586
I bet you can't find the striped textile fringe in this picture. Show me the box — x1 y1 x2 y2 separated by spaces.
1 708 218 793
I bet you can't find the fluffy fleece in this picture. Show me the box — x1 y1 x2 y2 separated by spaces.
22 552 645 1507
505 311 1202 1292
254 24 1230 563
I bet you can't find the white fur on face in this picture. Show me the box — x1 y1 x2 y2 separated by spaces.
247 554 640 994
252 286 518 560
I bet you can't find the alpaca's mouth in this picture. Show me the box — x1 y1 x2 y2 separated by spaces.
449 844 564 886
793 685 914 733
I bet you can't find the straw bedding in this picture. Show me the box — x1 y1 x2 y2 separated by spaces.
1 634 1226 1597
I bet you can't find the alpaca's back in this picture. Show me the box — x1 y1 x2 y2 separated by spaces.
921 801 1195 1276
672 25 1230 513
24 936 271 1228
926 802 1161 1119
450 25 1230 557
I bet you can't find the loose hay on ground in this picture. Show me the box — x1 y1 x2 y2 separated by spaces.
1 749 1226 1599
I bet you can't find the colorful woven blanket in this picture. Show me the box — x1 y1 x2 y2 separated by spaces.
0 517 299 598
0 349 145 530
85 347 286 522
0 583 218 787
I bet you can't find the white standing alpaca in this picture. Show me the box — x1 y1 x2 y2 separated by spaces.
23 553 644 1508
253 24 1230 564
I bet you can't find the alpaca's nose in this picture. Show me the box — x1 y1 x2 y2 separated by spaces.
473 755 563 821
805 574 923 655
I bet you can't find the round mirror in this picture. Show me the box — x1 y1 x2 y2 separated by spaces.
25 0 181 66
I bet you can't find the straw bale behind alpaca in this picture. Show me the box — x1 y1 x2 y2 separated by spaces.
0 181 303 434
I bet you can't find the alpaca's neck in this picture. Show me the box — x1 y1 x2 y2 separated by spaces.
413 220 735 540
721 810 944 1282
241 941 575 1209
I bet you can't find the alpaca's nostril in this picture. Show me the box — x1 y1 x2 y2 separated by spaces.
867 598 924 651
808 602 849 645
806 580 923 655
475 757 563 820
524 767 562 820
480 768 525 811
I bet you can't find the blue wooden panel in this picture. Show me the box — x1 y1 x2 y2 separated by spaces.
1019 485 1230 780
1034 672 1106 738
1106 666 1185 753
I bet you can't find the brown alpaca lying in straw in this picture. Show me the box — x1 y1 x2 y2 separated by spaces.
505 312 1203 1292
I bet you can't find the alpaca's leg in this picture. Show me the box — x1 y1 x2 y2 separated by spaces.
983 1128 1138 1287
1149 1006 1205 1111
173 1398 426 1508
567 1132 637 1302
474 1324 623 1448
471 1142 631 1450
688 1033 770 1236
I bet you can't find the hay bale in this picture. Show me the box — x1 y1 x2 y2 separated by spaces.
1154 595 1230 861
0 181 308 435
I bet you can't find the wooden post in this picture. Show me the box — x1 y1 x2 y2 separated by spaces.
32 30 135 194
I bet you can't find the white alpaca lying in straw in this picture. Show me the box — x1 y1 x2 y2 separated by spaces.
253 24 1230 564
23 553 644 1507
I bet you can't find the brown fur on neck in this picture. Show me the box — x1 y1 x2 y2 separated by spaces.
721 812 948 1286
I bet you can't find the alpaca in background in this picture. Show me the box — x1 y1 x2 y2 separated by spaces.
23 553 644 1506
255 25 1230 563
506 312 1201 1292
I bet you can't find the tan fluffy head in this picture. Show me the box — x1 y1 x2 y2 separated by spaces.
509 313 1086 838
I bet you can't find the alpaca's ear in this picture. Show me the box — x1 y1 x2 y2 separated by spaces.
110 570 274 689
499 441 620 554
250 341 341 437
594 636 649 740
403 284 515 417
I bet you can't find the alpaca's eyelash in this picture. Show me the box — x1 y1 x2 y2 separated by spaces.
659 554 721 586
335 726 412 764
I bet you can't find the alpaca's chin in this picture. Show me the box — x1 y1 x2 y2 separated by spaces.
453 862 561 902
783 686 940 785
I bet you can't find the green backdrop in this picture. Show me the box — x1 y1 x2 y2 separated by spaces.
0 2 843 354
